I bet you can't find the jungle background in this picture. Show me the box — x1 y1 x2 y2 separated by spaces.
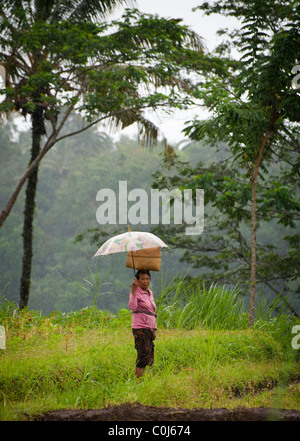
1 113 299 315
1 0 300 420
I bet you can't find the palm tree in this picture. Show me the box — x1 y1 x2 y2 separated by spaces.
0 1 204 308
0 0 133 309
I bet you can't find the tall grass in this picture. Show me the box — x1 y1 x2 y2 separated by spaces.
0 320 299 419
155 276 292 334
0 278 299 420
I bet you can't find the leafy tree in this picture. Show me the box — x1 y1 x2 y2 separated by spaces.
152 141 300 317
0 1 204 308
0 119 189 313
153 0 300 326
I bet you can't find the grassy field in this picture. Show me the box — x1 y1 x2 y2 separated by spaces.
0 282 299 421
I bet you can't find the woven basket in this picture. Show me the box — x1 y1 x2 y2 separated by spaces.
126 247 161 271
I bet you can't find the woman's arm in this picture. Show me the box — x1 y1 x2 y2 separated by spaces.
128 291 138 310
128 278 139 310
130 277 138 295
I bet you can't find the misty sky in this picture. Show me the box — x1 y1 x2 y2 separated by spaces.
1 1 242 144
111 0 242 143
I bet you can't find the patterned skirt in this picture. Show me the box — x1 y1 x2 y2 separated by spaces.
132 328 155 368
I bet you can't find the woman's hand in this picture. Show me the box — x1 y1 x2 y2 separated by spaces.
130 277 139 295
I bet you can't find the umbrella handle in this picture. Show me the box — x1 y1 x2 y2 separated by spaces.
128 226 136 277
131 251 136 277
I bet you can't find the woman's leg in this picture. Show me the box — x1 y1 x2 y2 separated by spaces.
132 329 154 377
135 367 144 378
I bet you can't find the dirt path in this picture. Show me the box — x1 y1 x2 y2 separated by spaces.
37 403 300 421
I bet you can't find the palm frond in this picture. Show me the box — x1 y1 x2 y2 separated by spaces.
0 1 133 24
106 107 177 166
104 107 158 145
66 0 133 22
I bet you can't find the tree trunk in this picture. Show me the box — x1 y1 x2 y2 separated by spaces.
248 129 273 327
19 105 44 309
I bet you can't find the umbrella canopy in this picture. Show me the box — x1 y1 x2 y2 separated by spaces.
94 231 168 257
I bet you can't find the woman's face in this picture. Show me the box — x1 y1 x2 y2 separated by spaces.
138 273 150 291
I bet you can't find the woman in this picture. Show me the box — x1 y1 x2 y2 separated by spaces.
128 269 157 378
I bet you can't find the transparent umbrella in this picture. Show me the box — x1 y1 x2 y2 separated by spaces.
93 228 168 275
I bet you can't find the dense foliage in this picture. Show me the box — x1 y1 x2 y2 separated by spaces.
152 0 300 323
0 0 204 309
1 116 299 315
0 117 189 313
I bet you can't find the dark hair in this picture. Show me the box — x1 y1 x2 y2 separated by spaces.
135 269 151 280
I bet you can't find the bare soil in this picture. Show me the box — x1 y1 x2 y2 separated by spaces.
36 403 300 421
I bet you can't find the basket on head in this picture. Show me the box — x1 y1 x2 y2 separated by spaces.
126 247 161 272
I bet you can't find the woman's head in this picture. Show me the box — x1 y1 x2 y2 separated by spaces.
135 270 151 290
135 270 151 280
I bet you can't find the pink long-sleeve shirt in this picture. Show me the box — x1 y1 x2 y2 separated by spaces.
128 285 157 330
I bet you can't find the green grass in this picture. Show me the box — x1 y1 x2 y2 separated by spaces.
0 281 299 420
